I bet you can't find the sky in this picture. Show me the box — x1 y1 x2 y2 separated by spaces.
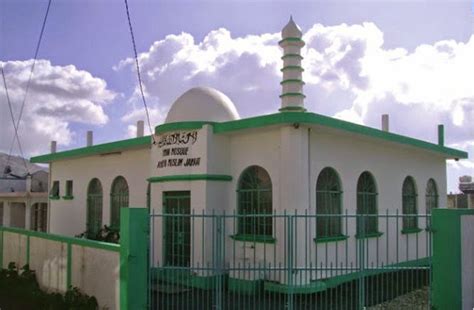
0 0 473 192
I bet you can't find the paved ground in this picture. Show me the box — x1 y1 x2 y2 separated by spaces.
368 287 429 309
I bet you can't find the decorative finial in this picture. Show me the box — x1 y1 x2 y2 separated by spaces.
279 16 306 112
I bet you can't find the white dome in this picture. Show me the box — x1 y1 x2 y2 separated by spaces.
165 87 240 123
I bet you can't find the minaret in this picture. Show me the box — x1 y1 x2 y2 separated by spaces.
279 16 306 112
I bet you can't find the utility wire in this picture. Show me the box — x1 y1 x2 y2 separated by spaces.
123 0 156 144
6 0 52 170
1 67 30 174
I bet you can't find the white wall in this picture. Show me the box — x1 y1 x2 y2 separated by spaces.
49 147 150 236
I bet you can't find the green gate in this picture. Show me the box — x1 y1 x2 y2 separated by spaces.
163 191 191 267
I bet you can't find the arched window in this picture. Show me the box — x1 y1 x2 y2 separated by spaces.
425 179 438 228
402 176 418 230
110 176 129 230
356 171 378 235
237 166 272 237
87 178 103 239
316 167 342 238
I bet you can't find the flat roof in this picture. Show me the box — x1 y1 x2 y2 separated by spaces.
31 112 468 163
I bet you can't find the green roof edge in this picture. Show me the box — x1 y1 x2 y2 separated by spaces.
30 135 151 163
31 112 468 163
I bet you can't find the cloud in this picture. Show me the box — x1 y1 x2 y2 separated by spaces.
117 22 473 190
0 60 116 156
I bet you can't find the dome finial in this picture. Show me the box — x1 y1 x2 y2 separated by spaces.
282 15 302 39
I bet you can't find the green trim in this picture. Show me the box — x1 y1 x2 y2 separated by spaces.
354 231 383 239
62 195 74 200
148 174 232 183
264 257 430 294
0 229 3 269
281 54 303 60
432 208 474 310
0 226 120 252
314 235 349 243
49 196 60 200
212 112 467 159
279 106 307 112
26 235 30 265
228 278 263 294
230 234 276 244
279 92 306 98
155 121 214 135
401 227 422 234
31 112 468 163
278 37 304 44
30 135 151 163
66 242 72 289
280 79 305 85
152 268 222 291
280 66 304 72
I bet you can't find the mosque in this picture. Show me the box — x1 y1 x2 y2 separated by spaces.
30 18 467 288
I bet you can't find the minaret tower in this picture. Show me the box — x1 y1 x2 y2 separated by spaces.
279 16 306 112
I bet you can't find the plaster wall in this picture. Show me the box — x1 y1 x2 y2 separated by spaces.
49 147 150 236
2 231 27 269
71 245 119 310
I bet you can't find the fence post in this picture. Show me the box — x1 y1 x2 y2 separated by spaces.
432 208 474 310
120 207 148 310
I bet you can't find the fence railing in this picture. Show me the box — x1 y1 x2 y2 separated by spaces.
149 211 432 309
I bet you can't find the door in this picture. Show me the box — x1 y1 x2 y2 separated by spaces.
163 191 191 267
87 178 103 239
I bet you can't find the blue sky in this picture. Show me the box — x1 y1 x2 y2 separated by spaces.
1 0 473 192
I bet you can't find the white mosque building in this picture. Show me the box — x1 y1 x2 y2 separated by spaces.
30 18 467 290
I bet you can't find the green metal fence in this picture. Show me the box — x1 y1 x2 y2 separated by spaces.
149 211 432 309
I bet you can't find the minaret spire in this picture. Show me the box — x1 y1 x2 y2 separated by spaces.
279 16 306 112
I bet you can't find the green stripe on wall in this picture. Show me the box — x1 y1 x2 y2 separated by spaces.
147 174 232 183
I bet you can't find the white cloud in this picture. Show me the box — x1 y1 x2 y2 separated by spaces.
117 23 474 190
0 60 116 156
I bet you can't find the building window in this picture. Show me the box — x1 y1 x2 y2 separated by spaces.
110 176 129 230
64 180 74 199
425 179 438 228
31 203 47 232
316 167 342 239
87 178 103 239
356 171 379 236
0 202 3 226
50 181 60 199
402 176 418 231
237 166 273 239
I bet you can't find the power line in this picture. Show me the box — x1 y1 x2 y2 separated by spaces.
123 0 156 144
6 0 52 169
1 67 30 174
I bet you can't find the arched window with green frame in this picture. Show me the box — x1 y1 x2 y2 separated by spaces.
356 171 378 236
237 165 273 238
425 178 438 228
110 176 129 230
316 167 342 239
402 176 418 230
87 178 103 239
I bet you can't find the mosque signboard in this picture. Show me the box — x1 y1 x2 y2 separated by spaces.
155 130 202 170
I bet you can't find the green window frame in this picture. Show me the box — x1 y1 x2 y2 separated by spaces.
316 167 343 239
110 176 129 231
425 178 438 228
49 180 60 199
86 178 103 239
63 180 74 199
237 166 273 238
356 171 379 236
402 176 418 230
